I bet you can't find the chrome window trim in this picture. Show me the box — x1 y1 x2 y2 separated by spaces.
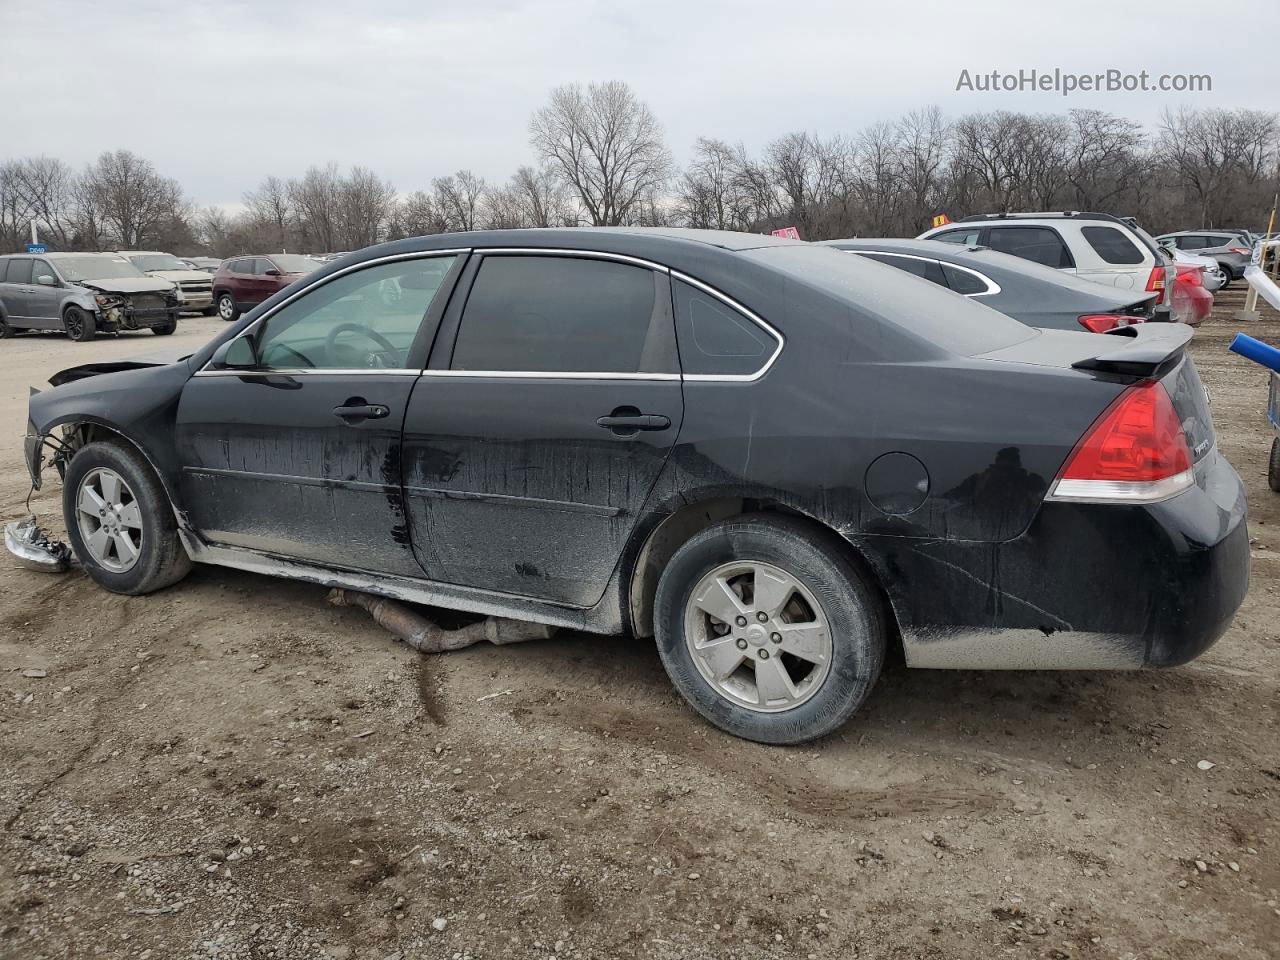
195 368 422 377
422 370 681 381
195 249 470 375
851 250 1001 297
479 247 671 273
668 270 784 382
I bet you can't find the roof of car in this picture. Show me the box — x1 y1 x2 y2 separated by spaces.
115 250 168 255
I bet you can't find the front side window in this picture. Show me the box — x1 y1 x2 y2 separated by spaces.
1081 226 1144 265
31 260 57 284
451 255 673 374
252 256 457 370
987 226 1073 268
672 278 777 378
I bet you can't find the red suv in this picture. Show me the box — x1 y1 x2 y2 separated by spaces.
213 255 321 321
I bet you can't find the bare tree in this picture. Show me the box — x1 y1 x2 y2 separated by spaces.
10 157 78 248
336 166 396 248
530 81 672 226
432 170 486 232
510 165 570 227
81 150 184 248
676 138 759 231
390 190 447 238
243 175 293 251
288 165 342 252
0 161 34 253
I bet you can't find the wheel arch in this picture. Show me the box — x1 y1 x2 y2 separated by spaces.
624 494 903 654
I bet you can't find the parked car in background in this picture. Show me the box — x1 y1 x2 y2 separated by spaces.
116 251 216 315
822 238 1157 332
22 228 1248 744
1169 247 1226 292
0 252 179 340
182 257 222 275
212 254 322 321
919 212 1176 321
1170 263 1214 326
1154 231 1252 286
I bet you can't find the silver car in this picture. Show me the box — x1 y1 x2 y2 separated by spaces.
1155 231 1253 286
0 252 180 341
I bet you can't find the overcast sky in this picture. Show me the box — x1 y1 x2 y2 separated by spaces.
0 0 1269 209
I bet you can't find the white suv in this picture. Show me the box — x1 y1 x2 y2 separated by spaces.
918 213 1176 321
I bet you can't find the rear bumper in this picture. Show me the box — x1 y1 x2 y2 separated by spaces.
859 449 1249 669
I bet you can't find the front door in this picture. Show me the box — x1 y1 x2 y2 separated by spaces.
27 259 64 329
174 253 463 575
402 252 684 607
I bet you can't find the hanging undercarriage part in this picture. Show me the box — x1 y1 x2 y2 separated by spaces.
327 588 557 652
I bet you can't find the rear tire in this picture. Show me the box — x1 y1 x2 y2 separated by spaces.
1268 438 1280 493
201 305 218 317
151 320 177 336
1217 264 1233 289
63 306 96 342
653 515 886 744
216 292 239 322
62 441 192 595
0 315 13 339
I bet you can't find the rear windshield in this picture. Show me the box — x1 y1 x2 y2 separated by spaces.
744 245 1036 356
54 256 148 281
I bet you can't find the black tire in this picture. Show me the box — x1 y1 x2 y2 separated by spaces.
63 305 96 342
0 314 13 339
1217 264 1233 289
1268 438 1280 493
62 441 192 595
201 305 219 317
216 292 239 322
151 320 177 336
653 515 886 744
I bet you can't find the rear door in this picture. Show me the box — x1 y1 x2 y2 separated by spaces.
2 258 34 322
401 251 684 607
985 226 1077 276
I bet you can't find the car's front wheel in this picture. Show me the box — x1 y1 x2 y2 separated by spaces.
216 293 239 322
0 314 13 339
63 306 96 342
62 441 192 595
653 515 886 744
1217 264 1233 289
151 320 177 336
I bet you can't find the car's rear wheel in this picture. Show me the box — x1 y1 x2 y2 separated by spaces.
1268 438 1280 492
216 293 239 322
63 306 96 342
62 441 192 595
0 315 13 339
653 515 886 744
1217 264 1233 289
201 305 218 317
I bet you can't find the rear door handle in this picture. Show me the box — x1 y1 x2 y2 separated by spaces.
333 402 390 422
596 413 671 431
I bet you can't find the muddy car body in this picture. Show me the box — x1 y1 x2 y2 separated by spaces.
0 252 180 340
22 229 1249 743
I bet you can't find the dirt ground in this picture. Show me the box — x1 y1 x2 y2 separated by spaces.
0 294 1277 960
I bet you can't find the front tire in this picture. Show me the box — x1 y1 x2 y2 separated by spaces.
62 442 192 595
1217 264 1233 289
1268 438 1280 493
63 306 96 342
653 515 886 744
216 293 239 322
201 305 219 317
151 319 177 336
0 314 13 339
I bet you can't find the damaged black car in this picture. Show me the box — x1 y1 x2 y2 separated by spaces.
0 252 180 341
20 228 1250 743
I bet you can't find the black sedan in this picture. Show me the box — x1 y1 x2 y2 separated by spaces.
22 228 1248 743
822 237 1158 332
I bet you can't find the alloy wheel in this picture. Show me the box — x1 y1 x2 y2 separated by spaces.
75 467 143 572
218 296 234 320
683 560 833 712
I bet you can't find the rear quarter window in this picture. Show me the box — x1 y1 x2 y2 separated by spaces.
1081 226 1144 265
672 279 778 377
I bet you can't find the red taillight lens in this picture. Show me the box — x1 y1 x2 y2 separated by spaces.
1077 314 1146 333
1049 381 1194 502
1145 265 1166 304
1228 246 1250 255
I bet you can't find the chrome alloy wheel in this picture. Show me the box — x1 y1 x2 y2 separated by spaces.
218 295 235 320
683 560 833 712
76 467 143 572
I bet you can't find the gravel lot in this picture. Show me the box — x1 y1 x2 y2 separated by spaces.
1 297 1278 960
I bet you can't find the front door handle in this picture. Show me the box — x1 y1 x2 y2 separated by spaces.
333 401 390 422
596 408 671 437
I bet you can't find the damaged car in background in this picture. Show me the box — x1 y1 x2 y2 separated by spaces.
17 228 1250 744
0 252 180 340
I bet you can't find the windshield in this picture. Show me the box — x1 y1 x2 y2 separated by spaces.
271 254 322 274
54 256 149 282
126 253 190 272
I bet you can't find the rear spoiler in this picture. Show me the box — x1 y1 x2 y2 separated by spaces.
1071 322 1194 378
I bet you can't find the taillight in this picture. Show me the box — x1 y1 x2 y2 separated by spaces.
1175 265 1204 287
1228 246 1250 255
1047 381 1194 503
1077 315 1147 334
1145 265 1166 304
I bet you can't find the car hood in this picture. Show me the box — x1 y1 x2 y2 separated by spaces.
141 269 211 283
47 348 192 387
75 277 176 295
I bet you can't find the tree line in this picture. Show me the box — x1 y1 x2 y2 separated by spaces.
3 81 1278 258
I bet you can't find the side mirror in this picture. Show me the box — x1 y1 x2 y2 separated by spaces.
211 335 257 370
263 268 281 277
36 274 56 286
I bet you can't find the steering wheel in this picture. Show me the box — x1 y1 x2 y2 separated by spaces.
265 343 315 368
326 322 397 356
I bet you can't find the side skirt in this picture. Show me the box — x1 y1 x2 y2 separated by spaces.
179 534 620 634
903 626 1146 670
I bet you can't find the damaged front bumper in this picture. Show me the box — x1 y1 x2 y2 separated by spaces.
93 293 179 331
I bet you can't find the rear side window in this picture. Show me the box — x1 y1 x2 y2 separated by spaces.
5 259 32 284
941 263 992 295
452 256 673 374
232 259 255 275
672 279 777 377
1081 226 1144 265
0 260 8 282
987 227 1073 268
1177 236 1207 250
861 253 946 287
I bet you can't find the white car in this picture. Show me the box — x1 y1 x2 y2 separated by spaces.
1169 247 1226 292
115 250 216 315
918 213 1177 321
